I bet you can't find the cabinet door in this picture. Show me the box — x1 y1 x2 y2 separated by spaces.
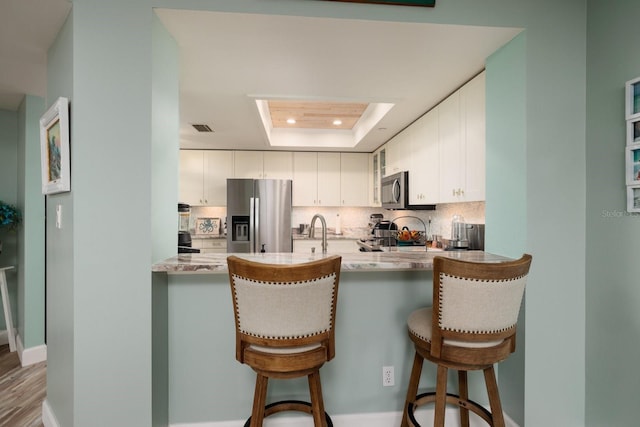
293 152 318 206
370 151 381 206
204 151 234 206
340 153 369 206
234 151 263 178
410 109 439 205
263 151 293 180
317 152 341 206
179 150 205 205
438 91 463 203
460 72 486 202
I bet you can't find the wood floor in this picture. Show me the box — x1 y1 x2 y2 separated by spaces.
0 344 46 427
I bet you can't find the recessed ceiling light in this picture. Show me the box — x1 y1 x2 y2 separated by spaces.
333 119 342 126
287 118 296 124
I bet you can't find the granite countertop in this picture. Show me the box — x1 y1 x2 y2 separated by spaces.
152 251 508 274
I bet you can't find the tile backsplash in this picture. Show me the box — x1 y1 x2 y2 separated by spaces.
188 202 485 240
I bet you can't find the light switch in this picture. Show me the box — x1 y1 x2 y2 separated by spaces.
56 204 62 229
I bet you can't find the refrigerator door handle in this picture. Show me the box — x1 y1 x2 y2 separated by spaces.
250 197 255 252
253 197 260 253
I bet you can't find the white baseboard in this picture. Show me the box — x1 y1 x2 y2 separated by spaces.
16 333 47 366
170 408 519 427
42 399 61 427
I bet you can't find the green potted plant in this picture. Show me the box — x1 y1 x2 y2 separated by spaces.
0 201 22 254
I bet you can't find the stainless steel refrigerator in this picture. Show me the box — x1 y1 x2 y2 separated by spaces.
226 179 293 253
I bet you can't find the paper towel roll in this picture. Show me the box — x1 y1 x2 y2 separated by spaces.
335 213 342 235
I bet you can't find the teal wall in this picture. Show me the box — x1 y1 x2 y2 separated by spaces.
46 9 75 427
585 1 640 426
162 270 432 423
485 32 527 424
0 109 18 332
17 95 46 349
45 0 591 426
151 14 179 264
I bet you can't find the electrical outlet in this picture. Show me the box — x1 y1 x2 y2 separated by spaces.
383 366 394 387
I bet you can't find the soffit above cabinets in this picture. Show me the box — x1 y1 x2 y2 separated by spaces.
155 9 523 152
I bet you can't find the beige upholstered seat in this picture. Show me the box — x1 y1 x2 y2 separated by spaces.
400 254 532 427
227 255 342 427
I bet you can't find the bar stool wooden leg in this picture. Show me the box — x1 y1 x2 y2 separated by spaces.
250 374 269 427
308 371 327 427
0 267 16 352
401 352 424 427
484 366 505 427
434 364 448 427
458 371 470 427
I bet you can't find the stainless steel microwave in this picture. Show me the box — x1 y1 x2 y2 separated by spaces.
381 171 436 210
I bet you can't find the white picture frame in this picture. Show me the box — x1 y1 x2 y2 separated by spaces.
626 143 640 186
627 185 640 213
626 76 640 121
40 97 70 195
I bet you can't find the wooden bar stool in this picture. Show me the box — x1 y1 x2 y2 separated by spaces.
227 255 342 427
400 254 532 427
0 266 16 352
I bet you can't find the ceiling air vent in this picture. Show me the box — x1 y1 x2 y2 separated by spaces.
192 124 213 132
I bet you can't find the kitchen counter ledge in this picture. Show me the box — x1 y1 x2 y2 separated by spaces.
152 250 507 274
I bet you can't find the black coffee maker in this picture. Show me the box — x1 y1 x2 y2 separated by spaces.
178 203 199 253
369 214 398 247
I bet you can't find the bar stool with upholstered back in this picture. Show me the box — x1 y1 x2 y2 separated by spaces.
400 254 532 427
227 255 342 427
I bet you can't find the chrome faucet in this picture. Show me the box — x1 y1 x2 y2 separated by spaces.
309 214 328 254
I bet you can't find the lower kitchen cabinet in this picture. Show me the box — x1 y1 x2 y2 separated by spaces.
293 239 358 254
191 237 227 253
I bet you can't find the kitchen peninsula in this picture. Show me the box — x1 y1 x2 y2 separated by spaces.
151 250 507 425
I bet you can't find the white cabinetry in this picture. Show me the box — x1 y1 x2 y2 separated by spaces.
293 239 358 254
409 108 439 204
234 151 293 179
292 152 341 206
233 151 263 178
191 238 227 254
438 72 485 203
339 153 369 206
179 150 233 206
293 152 319 206
384 132 409 177
438 92 463 203
317 153 341 206
264 151 293 180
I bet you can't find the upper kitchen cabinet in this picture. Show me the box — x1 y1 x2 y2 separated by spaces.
292 152 367 207
234 151 293 180
340 153 369 206
384 131 410 177
370 148 382 206
438 72 485 203
179 150 233 206
409 108 440 205
233 151 263 178
263 151 293 180
293 152 341 206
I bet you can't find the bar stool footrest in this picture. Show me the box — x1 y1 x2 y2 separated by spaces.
243 400 333 427
407 392 493 427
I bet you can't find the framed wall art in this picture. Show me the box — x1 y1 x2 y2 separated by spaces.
40 97 70 195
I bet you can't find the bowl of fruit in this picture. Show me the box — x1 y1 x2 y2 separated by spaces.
395 227 424 244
